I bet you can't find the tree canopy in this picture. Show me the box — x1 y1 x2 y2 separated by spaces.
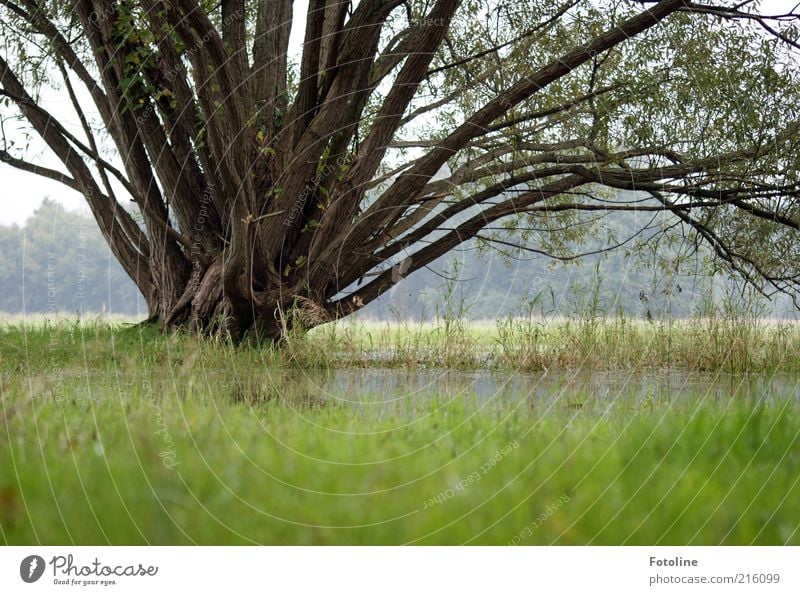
1 0 798 338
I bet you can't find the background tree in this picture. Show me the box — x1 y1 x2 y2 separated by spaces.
0 0 798 339
0 199 143 315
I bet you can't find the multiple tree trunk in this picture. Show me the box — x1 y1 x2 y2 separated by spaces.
1 0 798 339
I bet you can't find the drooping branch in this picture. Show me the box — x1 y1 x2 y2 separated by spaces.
0 149 81 191
327 133 800 309
309 0 690 289
677 1 800 50
0 51 153 298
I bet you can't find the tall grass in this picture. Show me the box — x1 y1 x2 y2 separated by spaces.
3 308 799 373
258 274 800 372
300 314 800 373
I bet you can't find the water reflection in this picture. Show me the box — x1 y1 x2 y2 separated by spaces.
210 368 800 417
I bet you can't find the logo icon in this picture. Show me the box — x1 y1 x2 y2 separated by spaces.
20 555 45 583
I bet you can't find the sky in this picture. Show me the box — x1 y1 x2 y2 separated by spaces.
0 0 796 226
0 2 308 226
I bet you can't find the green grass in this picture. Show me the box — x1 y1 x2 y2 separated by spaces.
300 314 800 373
1 323 799 545
4 309 800 373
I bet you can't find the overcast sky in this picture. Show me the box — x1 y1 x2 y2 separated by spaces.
0 2 307 225
1 0 795 226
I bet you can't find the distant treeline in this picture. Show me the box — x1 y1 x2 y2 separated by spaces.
0 200 144 315
1 199 794 319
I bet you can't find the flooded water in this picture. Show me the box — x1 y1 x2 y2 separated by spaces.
17 363 800 417
216 367 800 416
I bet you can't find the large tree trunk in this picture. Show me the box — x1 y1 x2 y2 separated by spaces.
158 258 320 342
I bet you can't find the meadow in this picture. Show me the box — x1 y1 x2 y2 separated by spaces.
0 315 799 545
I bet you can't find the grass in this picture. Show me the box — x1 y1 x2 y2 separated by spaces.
1 322 799 545
299 313 800 373
4 306 800 373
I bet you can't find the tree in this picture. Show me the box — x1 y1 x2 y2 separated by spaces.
1 0 798 339
0 199 143 314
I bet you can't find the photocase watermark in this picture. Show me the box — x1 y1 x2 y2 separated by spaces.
507 494 571 545
188 184 215 289
20 555 45 583
44 248 65 387
135 101 158 125
411 17 452 27
75 218 88 310
146 379 180 470
423 440 519 509
19 553 158 587
283 153 351 228
46 250 58 344
86 3 118 25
